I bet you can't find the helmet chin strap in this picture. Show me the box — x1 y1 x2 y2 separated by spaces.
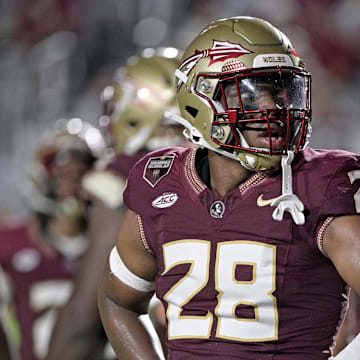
236 131 259 170
270 151 305 225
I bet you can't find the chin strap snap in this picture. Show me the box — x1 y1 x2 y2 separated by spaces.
271 151 305 225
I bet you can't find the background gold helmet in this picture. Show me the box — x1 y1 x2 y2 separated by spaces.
25 118 105 221
174 16 311 172
100 47 184 155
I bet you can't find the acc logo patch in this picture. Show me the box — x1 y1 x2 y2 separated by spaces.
152 192 178 208
143 155 175 187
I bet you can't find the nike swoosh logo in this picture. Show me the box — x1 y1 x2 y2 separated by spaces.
257 194 277 207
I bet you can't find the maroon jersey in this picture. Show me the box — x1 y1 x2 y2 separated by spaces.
124 146 360 360
0 221 79 360
106 151 147 179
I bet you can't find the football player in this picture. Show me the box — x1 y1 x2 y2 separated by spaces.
46 48 184 360
0 118 103 360
98 16 360 360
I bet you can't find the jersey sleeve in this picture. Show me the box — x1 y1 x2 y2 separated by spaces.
320 155 360 217
123 154 146 214
123 147 182 214
123 170 134 212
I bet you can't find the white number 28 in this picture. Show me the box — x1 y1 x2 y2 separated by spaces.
162 240 278 342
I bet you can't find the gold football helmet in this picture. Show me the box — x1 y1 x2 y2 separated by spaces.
100 47 184 155
174 16 311 172
26 118 105 221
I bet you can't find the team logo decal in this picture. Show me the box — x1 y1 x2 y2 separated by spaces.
177 40 253 89
210 200 225 219
152 192 178 209
143 155 175 187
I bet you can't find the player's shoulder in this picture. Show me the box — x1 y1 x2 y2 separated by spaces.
124 146 194 209
133 146 191 164
300 147 360 174
128 146 192 181
301 148 360 218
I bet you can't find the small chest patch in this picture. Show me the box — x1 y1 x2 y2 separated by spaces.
152 192 178 208
143 155 175 187
210 200 225 219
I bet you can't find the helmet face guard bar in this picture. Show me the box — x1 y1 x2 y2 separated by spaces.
194 66 311 156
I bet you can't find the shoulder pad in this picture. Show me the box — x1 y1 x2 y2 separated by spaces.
124 147 191 212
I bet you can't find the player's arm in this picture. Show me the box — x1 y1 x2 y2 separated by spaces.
46 200 125 360
323 215 360 359
98 209 160 360
148 297 167 358
324 215 360 295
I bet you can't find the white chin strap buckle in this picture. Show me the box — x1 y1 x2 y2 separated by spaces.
271 151 305 225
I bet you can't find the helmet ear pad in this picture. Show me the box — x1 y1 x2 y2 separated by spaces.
179 70 222 147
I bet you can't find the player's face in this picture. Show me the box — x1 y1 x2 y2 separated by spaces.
241 88 286 151
47 152 90 237
51 153 89 200
223 82 287 151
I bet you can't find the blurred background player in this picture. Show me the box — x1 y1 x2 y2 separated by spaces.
46 48 185 360
0 118 104 360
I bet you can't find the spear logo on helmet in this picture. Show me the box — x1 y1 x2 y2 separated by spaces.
177 40 252 89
